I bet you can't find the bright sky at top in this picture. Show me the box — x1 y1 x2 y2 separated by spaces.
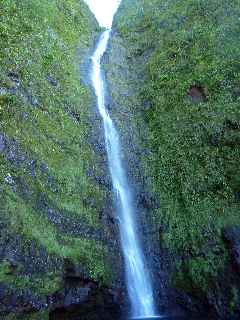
84 0 121 29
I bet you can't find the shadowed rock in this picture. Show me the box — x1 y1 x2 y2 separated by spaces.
0 134 6 153
224 226 240 271
187 85 207 103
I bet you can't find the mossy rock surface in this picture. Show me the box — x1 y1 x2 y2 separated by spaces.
109 0 240 317
0 0 123 317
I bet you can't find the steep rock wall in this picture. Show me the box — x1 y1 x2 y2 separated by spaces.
106 0 240 318
0 1 123 318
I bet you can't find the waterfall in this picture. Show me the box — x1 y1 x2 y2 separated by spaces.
85 1 157 317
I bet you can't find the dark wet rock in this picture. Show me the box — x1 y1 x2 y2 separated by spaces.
102 52 110 65
40 162 49 174
137 192 159 210
45 206 105 241
64 259 87 280
19 111 29 120
232 87 240 101
187 85 207 103
0 72 40 111
0 222 62 276
94 174 112 190
47 75 59 87
4 173 15 186
209 125 240 148
0 134 57 194
27 159 37 177
64 287 90 307
0 271 125 320
100 206 116 226
68 110 81 123
209 127 223 146
90 137 106 156
28 94 39 107
47 208 63 225
1 73 39 109
0 134 6 153
4 257 20 274
142 99 152 111
4 139 26 166
223 226 240 271
49 283 122 320
7 72 20 88
0 285 47 315
224 119 240 131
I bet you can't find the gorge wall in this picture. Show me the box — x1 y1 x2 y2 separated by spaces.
1 0 240 319
0 1 124 319
104 0 240 318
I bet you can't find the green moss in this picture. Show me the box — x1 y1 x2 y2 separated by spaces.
1 187 109 283
0 0 104 226
0 260 15 278
17 310 49 320
0 0 111 294
5 315 17 320
229 286 239 314
174 250 227 293
0 260 62 296
29 311 49 320
115 0 240 292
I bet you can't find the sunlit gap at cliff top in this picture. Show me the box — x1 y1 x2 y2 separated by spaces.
84 0 121 28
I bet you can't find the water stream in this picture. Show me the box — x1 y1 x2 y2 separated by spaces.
85 1 157 317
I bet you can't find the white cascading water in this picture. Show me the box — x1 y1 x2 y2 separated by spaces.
85 0 156 317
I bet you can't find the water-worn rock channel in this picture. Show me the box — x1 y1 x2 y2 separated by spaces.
88 4 156 319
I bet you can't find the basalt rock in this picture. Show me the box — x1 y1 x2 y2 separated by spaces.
49 281 122 320
224 226 240 272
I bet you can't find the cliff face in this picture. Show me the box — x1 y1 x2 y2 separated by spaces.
2 0 240 318
0 1 123 319
106 0 240 318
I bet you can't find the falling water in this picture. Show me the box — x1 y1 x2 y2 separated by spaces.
85 0 156 317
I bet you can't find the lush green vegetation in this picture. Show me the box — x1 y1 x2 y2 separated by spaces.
0 0 109 297
2 186 108 281
115 0 240 294
0 259 62 296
